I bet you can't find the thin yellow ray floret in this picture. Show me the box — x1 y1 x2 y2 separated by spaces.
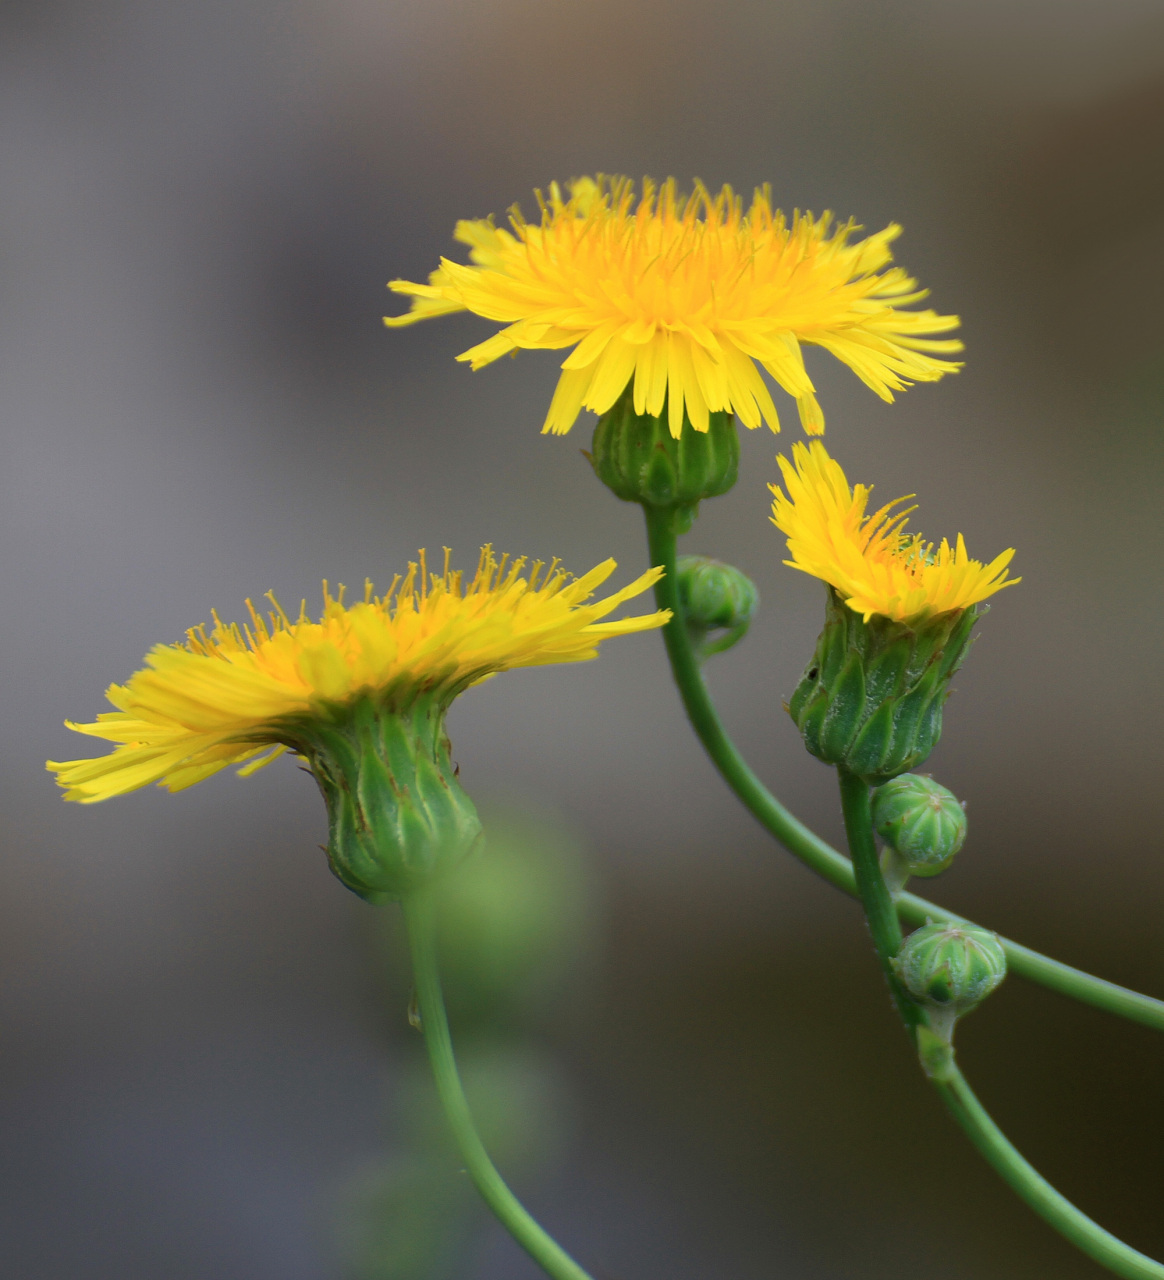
48 548 669 804
385 176 962 438
769 442 1018 624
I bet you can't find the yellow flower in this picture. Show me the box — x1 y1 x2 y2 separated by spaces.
770 442 1018 623
48 548 668 804
385 176 962 438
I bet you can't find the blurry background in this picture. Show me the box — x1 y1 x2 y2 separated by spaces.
1 0 1163 1275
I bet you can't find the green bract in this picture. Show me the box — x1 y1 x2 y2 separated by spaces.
589 384 738 531
285 694 483 901
788 588 978 783
872 773 967 875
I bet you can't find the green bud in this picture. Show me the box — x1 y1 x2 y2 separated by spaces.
676 555 758 659
284 694 483 901
787 587 978 783
589 384 738 532
894 922 1007 1041
872 773 966 876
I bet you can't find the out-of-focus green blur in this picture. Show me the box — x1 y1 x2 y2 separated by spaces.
335 812 592 1279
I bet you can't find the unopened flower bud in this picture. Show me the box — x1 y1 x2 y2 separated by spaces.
894 923 1007 1042
872 773 966 876
590 385 738 531
676 556 758 659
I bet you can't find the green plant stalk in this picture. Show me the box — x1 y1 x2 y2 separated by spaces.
836 767 921 1030
642 504 1164 1033
401 891 594 1280
935 1065 1164 1280
837 767 1164 1280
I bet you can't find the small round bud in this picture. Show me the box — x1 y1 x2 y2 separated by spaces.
872 773 966 876
894 923 1007 1022
589 385 738 531
676 556 758 659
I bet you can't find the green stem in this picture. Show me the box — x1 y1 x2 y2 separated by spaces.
836 767 920 1030
642 504 1164 1033
401 892 594 1280
837 771 1164 1280
934 1065 1164 1280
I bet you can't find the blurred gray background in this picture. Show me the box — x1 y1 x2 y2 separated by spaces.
2 0 1163 1276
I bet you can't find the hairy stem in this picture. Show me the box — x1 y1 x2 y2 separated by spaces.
401 892 594 1280
642 503 1164 1033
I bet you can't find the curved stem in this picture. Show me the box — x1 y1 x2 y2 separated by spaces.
642 504 1164 1033
401 892 594 1280
934 1065 1164 1280
836 766 1164 1280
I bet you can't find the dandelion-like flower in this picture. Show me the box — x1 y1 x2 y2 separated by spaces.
770 441 1018 624
49 549 668 899
385 176 962 438
49 548 667 805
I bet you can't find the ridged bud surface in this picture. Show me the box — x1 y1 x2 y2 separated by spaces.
894 923 1007 1017
676 555 758 659
872 773 967 875
788 588 978 783
590 385 738 529
285 695 483 901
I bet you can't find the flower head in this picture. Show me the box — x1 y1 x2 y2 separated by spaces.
385 176 962 438
49 548 668 804
770 441 1018 623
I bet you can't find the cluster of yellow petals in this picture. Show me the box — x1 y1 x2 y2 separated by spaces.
385 176 963 439
49 549 668 803
770 442 1018 624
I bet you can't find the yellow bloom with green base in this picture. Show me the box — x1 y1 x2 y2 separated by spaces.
385 175 962 439
771 442 1018 782
48 547 667 898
